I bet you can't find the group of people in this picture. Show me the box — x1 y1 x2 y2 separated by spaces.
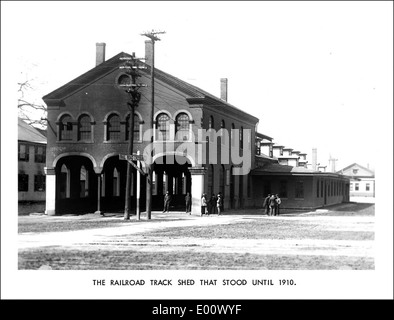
164 191 281 217
163 191 193 214
163 191 224 216
200 192 224 216
263 193 281 216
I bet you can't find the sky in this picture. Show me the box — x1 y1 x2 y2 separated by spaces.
1 1 393 300
3 1 392 172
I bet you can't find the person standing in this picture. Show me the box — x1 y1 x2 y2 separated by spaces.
275 194 281 216
201 193 208 216
217 194 223 216
269 194 276 216
263 194 271 215
185 192 191 214
163 191 172 213
217 192 224 212
209 194 217 215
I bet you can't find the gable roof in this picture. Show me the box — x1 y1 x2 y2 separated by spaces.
43 52 259 123
337 163 374 175
18 118 47 144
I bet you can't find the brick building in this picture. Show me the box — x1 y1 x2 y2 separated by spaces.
43 43 350 215
43 43 258 215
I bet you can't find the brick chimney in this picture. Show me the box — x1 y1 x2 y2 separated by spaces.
145 40 152 66
220 78 228 102
96 42 106 66
312 148 317 171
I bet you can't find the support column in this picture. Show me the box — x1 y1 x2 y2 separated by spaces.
44 168 56 216
95 174 103 215
189 167 207 215
136 156 141 220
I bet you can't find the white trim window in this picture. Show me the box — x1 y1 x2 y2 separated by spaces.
175 112 190 141
156 113 170 141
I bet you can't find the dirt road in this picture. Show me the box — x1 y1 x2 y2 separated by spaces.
18 205 375 269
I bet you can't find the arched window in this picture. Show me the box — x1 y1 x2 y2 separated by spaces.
80 166 88 198
126 113 140 141
107 114 121 141
220 120 226 145
118 74 132 86
78 115 92 141
209 115 214 142
156 113 170 140
209 116 214 129
231 123 235 147
240 126 244 148
59 115 73 141
175 113 189 141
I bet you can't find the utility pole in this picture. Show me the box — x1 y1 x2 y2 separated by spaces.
119 53 144 220
141 29 165 220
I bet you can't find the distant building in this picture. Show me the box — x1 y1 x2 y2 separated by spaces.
18 118 47 202
338 163 375 198
252 158 350 210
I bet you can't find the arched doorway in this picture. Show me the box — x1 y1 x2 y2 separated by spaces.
101 154 143 213
55 155 96 214
152 155 192 211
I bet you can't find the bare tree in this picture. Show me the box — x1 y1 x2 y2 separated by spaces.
17 79 47 129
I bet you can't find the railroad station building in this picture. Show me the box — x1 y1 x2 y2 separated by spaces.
43 42 349 215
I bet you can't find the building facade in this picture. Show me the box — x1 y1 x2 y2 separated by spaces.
338 163 375 198
43 43 258 215
43 43 350 215
253 142 350 209
18 118 47 202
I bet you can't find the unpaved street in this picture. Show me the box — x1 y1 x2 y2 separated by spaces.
18 203 375 270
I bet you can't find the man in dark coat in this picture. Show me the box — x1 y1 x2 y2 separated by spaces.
163 191 172 213
263 194 271 215
185 192 191 214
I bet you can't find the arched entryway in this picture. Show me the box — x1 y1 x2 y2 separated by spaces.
152 155 192 211
100 154 145 213
55 155 96 214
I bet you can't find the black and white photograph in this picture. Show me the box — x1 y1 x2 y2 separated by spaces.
1 1 393 301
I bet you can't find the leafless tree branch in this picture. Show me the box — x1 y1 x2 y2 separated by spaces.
17 79 47 129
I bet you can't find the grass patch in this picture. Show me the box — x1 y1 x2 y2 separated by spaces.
147 219 374 241
18 216 180 234
18 248 374 270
